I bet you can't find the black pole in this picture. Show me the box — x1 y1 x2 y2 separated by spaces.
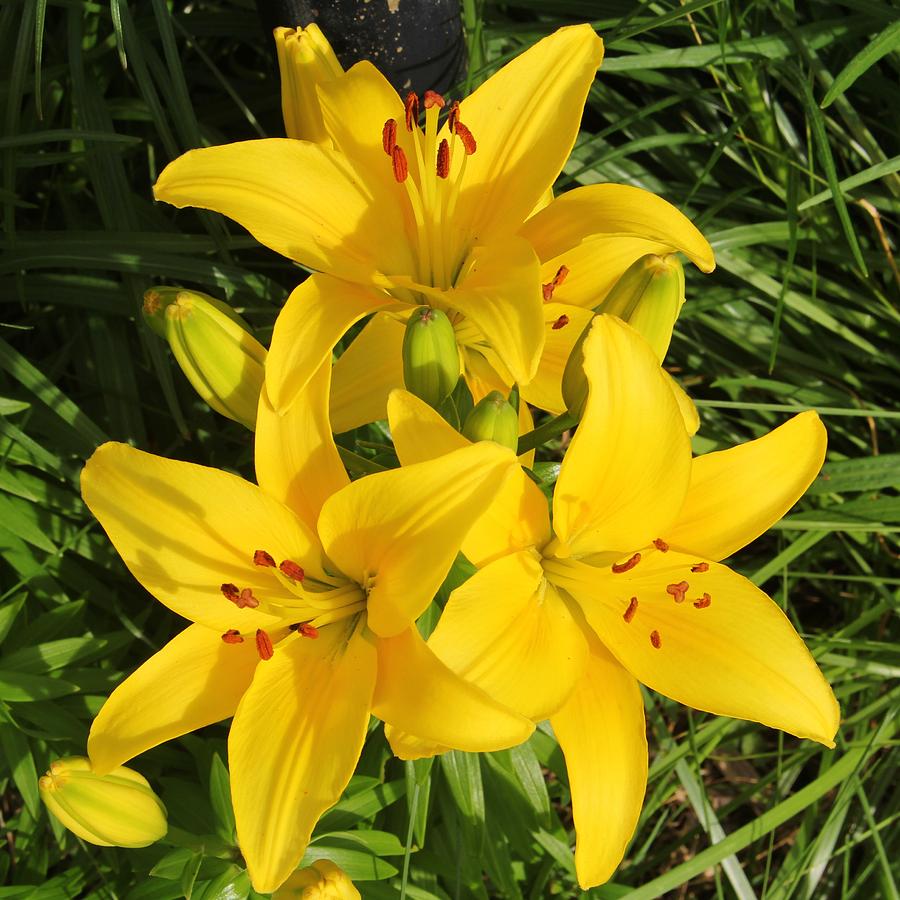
255 0 467 97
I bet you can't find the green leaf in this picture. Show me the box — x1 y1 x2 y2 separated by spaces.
821 20 900 108
0 670 79 702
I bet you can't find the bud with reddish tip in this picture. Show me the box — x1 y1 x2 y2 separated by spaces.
462 391 519 451
274 859 360 899
401 306 461 408
143 287 266 430
39 757 167 848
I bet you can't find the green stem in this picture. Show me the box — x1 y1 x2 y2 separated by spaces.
337 446 386 476
516 411 577 456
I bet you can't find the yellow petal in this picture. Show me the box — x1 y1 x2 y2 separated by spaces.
386 389 550 567
153 139 414 282
330 312 406 433
429 552 588 720
267 273 405 413
462 345 512 403
372 626 534 751
317 441 516 637
81 443 324 630
401 236 545 386
552 316 691 557
520 303 593 415
547 552 840 746
229 623 377 894
88 624 258 774
383 725 445 761
256 358 349 533
665 371 700 437
520 183 715 308
665 412 827 561
550 635 647 889
453 26 604 249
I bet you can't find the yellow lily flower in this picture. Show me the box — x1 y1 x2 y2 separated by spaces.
274 859 359 899
80 359 532 892
386 315 839 888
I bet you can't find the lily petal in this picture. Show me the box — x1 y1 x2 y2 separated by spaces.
552 316 691 557
429 552 588 720
330 312 406 433
372 626 534 751
665 412 827 560
520 303 593 415
229 622 377 894
520 183 715 309
317 441 516 637
453 26 604 249
88 624 258 775
256 358 349 533
154 139 413 282
550 635 647 889
549 553 840 746
665 371 700 437
81 443 323 630
387 389 550 566
267 273 405 413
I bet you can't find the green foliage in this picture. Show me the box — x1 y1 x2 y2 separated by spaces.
1 0 898 898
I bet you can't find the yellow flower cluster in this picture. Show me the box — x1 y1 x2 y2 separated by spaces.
53 23 839 896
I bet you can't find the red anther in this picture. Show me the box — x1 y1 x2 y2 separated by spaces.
392 146 409 183
221 583 240 602
279 560 305 582
382 118 398 155
447 100 460 132
611 552 641 574
693 593 712 609
454 121 477 155
254 549 276 568
298 623 319 639
691 562 710 573
623 597 638 623
436 138 451 179
653 538 669 552
551 314 569 330
650 630 662 649
221 629 244 644
404 92 419 131
255 629 274 661
666 581 690 603
423 90 445 109
541 264 569 302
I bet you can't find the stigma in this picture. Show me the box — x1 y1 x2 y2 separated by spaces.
666 581 689 603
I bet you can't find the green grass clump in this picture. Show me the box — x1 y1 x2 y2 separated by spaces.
1 0 898 897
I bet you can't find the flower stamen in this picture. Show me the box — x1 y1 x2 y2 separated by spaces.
254 549 276 567
611 552 641 574
691 562 710 573
623 597 638 623
542 265 570 301
693 593 712 609
382 118 398 155
653 538 669 552
221 629 243 644
255 629 274 660
650 630 662 649
404 92 419 131
436 138 450 179
552 314 569 330
392 146 409 183
279 559 305 582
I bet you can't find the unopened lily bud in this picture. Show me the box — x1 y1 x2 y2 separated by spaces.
274 25 343 144
274 859 360 899
143 288 266 430
39 757 167 848
462 391 519 451
561 319 594 420
402 306 461 408
595 254 685 361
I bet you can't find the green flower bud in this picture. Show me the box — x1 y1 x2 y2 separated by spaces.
401 306 460 408
462 391 519 451
595 253 685 361
561 319 593 420
39 757 167 848
143 288 266 430
274 859 360 899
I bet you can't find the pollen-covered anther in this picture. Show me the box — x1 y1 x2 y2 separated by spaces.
255 629 274 661
221 629 244 644
552 314 569 330
221 583 240 602
666 580 690 603
404 92 419 131
623 597 638 623
279 559 305 582
392 145 409 183
611 552 641 574
253 549 276 567
653 538 669 552
447 100 460 132
436 138 450 179
382 118 398 155
650 630 662 649
691 562 710 573
541 264 570 302
423 89 445 109
693 593 712 609
298 623 319 639
454 121 477 155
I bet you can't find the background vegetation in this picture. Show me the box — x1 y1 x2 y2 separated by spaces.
1 0 898 897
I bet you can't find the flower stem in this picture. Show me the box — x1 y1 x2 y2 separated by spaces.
516 411 578 456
